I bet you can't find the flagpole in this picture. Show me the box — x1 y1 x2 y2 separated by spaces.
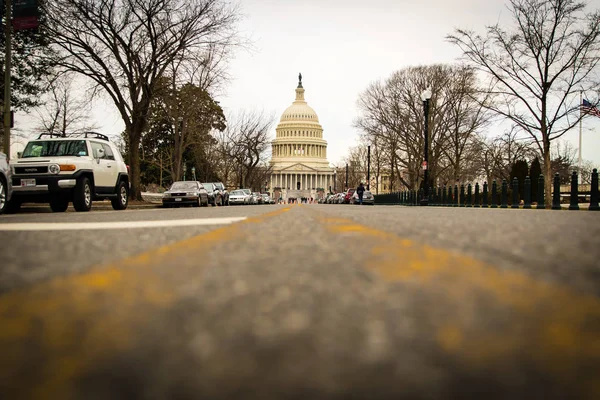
578 90 582 182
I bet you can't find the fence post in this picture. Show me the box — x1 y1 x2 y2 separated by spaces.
590 169 599 211
552 173 561 210
429 186 434 205
460 184 465 207
474 183 480 208
537 174 545 209
442 186 446 206
482 182 488 208
437 187 442 207
491 180 498 209
511 177 519 208
466 184 472 207
569 171 579 210
501 179 508 208
454 185 459 207
524 176 532 209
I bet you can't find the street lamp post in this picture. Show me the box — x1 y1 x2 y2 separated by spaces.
183 164 187 181
191 166 196 181
333 170 337 193
345 163 349 190
421 88 432 206
367 145 371 191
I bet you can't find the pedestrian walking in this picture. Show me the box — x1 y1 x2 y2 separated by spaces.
356 182 365 205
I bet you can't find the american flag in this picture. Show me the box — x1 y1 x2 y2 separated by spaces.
582 99 600 118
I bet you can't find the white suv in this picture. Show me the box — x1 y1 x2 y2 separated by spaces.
8 132 129 212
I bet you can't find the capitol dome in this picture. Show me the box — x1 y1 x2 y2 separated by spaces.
268 74 334 201
279 102 320 123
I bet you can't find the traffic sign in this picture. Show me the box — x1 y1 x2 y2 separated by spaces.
422 161 428 170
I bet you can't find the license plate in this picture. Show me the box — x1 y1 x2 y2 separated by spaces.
21 179 36 187
175 198 182 202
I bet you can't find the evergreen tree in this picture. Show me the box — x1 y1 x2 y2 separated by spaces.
0 4 55 112
509 159 529 201
529 157 542 201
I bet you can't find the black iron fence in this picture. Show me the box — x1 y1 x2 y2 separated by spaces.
374 169 600 211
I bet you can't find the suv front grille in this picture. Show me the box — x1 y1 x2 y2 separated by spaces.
15 166 49 174
171 192 186 196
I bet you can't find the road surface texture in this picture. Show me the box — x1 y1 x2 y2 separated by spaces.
1 204 599 400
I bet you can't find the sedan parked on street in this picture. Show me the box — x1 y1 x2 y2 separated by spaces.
241 189 256 204
352 190 375 205
0 152 12 215
202 182 224 206
229 189 252 205
163 181 208 208
211 182 229 205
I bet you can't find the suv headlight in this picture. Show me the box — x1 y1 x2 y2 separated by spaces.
48 164 60 174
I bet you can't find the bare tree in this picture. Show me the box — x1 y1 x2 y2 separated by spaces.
35 72 97 136
478 127 538 184
355 64 489 190
43 0 240 199
219 110 275 191
448 0 600 206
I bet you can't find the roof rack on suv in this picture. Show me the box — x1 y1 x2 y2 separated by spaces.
36 132 110 142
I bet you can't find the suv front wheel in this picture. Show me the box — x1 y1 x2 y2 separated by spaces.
111 181 128 210
73 177 93 212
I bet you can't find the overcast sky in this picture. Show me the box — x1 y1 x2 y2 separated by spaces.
15 0 600 166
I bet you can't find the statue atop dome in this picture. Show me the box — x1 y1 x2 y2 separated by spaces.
298 72 303 88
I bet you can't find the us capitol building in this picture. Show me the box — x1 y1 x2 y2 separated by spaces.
269 74 334 201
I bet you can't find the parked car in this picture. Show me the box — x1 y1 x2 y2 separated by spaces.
162 181 208 208
9 132 129 213
211 182 229 206
252 192 264 204
343 189 356 204
241 188 256 204
260 193 271 204
352 190 374 205
201 182 224 206
229 189 252 205
0 152 12 215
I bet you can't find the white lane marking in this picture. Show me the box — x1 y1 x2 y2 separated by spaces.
0 217 247 231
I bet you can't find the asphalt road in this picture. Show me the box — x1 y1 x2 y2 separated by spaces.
1 204 599 399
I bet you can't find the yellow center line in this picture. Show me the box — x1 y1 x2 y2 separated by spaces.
316 215 600 397
0 206 293 399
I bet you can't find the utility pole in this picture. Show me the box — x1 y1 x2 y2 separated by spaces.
3 0 12 159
